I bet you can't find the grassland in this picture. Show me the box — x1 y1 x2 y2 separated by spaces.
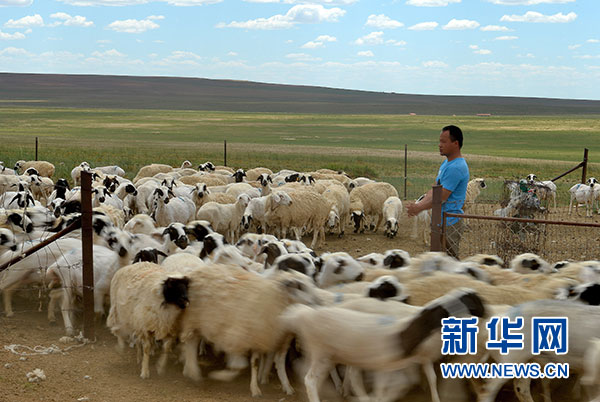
2 107 600 200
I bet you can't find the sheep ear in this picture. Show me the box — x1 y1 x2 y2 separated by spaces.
157 250 168 257
8 193 21 206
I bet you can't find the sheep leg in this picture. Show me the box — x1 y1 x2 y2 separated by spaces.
59 288 75 336
140 337 151 379
250 351 262 397
274 336 295 395
2 285 15 317
373 214 383 232
310 228 319 249
259 352 274 384
423 361 441 402
47 288 62 323
348 366 369 399
182 337 202 381
157 337 173 376
305 358 332 402
329 366 343 394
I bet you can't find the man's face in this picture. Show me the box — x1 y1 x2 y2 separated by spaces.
439 130 458 156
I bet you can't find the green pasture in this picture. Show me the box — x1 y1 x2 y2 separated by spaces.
1 107 599 200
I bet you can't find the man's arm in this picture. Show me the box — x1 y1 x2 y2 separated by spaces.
406 186 452 217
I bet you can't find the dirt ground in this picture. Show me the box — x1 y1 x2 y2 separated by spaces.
0 218 588 402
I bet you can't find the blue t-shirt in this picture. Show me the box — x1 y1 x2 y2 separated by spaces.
436 157 469 225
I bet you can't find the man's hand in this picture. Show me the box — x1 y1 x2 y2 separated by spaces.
406 202 421 217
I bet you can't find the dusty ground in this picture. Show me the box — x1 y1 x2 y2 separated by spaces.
0 215 591 402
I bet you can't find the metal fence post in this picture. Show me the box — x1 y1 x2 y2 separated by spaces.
35 137 38 161
404 144 407 200
81 171 95 340
224 140 227 167
430 185 443 252
582 148 589 184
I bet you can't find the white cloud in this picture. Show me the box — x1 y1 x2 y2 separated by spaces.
148 15 165 20
406 0 460 6
355 31 384 45
387 39 407 46
227 51 238 56
0 0 32 5
423 60 448 67
407 21 438 30
568 44 581 50
357 50 374 57
50 12 94 27
302 41 323 49
57 0 222 5
170 50 202 59
500 11 577 23
480 25 510 31
474 49 492 54
0 46 32 56
0 29 25 39
243 0 356 3
469 44 479 49
107 18 160 33
496 35 517 40
217 4 345 29
486 0 574 4
302 34 336 48
587 39 599 43
285 52 321 61
443 19 479 30
365 14 403 29
97 39 111 44
4 14 43 28
91 48 126 58
574 54 600 59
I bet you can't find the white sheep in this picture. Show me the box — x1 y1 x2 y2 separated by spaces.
179 264 321 396
246 167 274 182
569 178 597 217
264 190 328 248
123 214 157 234
196 193 251 243
349 182 399 233
241 195 270 233
94 165 126 177
132 163 174 184
150 187 196 227
463 178 487 212
322 185 350 237
106 262 190 378
15 160 55 178
281 288 485 402
382 196 403 238
315 252 364 288
509 252 552 274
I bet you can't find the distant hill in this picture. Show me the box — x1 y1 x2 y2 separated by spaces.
1 72 599 115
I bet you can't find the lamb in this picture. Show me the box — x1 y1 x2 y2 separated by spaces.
569 178 597 217
322 185 350 237
349 182 399 233
196 193 251 243
94 165 126 177
382 196 403 238
179 264 321 396
70 162 91 186
106 262 190 378
241 196 270 233
150 187 196 227
15 160 55 178
280 288 485 402
463 178 487 212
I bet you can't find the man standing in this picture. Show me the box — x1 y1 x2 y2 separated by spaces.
406 125 469 258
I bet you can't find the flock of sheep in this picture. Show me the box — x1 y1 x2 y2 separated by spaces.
1 159 600 402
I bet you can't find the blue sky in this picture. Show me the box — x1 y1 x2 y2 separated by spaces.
1 0 599 100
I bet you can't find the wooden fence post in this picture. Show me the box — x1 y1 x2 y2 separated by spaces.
224 140 227 167
81 171 95 340
404 144 407 200
582 148 589 184
430 185 443 252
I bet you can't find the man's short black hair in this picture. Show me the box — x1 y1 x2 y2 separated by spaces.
442 125 463 149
